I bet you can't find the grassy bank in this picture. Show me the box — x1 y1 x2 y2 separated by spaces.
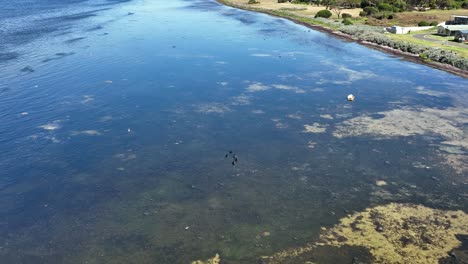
388 32 468 58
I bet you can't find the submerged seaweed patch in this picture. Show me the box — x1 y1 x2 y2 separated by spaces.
333 107 468 174
262 203 468 264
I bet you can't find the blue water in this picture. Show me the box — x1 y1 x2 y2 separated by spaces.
0 0 467 263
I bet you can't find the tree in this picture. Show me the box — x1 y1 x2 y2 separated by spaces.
329 0 346 17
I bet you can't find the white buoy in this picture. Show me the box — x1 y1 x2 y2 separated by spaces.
347 94 355 101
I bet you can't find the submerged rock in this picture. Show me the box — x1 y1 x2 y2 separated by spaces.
20 66 34 73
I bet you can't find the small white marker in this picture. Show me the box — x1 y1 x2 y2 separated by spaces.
128 128 131 133
185 226 190 230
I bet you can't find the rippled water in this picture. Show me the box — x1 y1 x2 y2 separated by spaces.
0 0 467 263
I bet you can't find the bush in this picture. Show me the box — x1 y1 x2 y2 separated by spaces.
315 9 332 18
313 17 343 27
421 49 468 70
341 13 352 18
342 18 353 25
360 0 369 7
248 0 260 3
278 0 288 2
363 6 379 15
462 0 468 8
418 21 430 26
359 11 367 17
339 25 468 71
430 21 438 26
339 25 386 35
378 2 394 11
373 11 394 19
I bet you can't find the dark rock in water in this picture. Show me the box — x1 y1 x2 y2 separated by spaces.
399 236 413 247
42 52 75 62
21 66 35 73
448 251 457 259
55 52 74 56
231 161 235 166
87 25 104 31
0 52 20 62
128 12 134 15
64 37 86 44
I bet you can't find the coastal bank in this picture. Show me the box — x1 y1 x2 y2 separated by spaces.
217 0 468 78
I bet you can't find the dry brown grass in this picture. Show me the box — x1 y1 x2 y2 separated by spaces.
228 0 363 18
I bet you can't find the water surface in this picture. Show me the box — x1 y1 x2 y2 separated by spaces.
0 0 467 263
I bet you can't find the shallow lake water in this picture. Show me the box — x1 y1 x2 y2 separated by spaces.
0 0 467 263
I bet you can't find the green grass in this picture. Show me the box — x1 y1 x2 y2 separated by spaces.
388 33 468 58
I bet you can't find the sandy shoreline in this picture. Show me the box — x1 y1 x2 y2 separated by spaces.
217 0 468 78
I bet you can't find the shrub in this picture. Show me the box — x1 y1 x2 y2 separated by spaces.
359 11 367 17
339 25 386 35
278 0 288 2
247 0 260 3
342 18 353 25
378 2 394 11
373 11 394 19
418 21 430 26
315 9 332 18
339 25 468 71
430 21 438 26
313 17 343 27
341 13 352 18
420 49 468 70
462 0 468 8
363 6 379 15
